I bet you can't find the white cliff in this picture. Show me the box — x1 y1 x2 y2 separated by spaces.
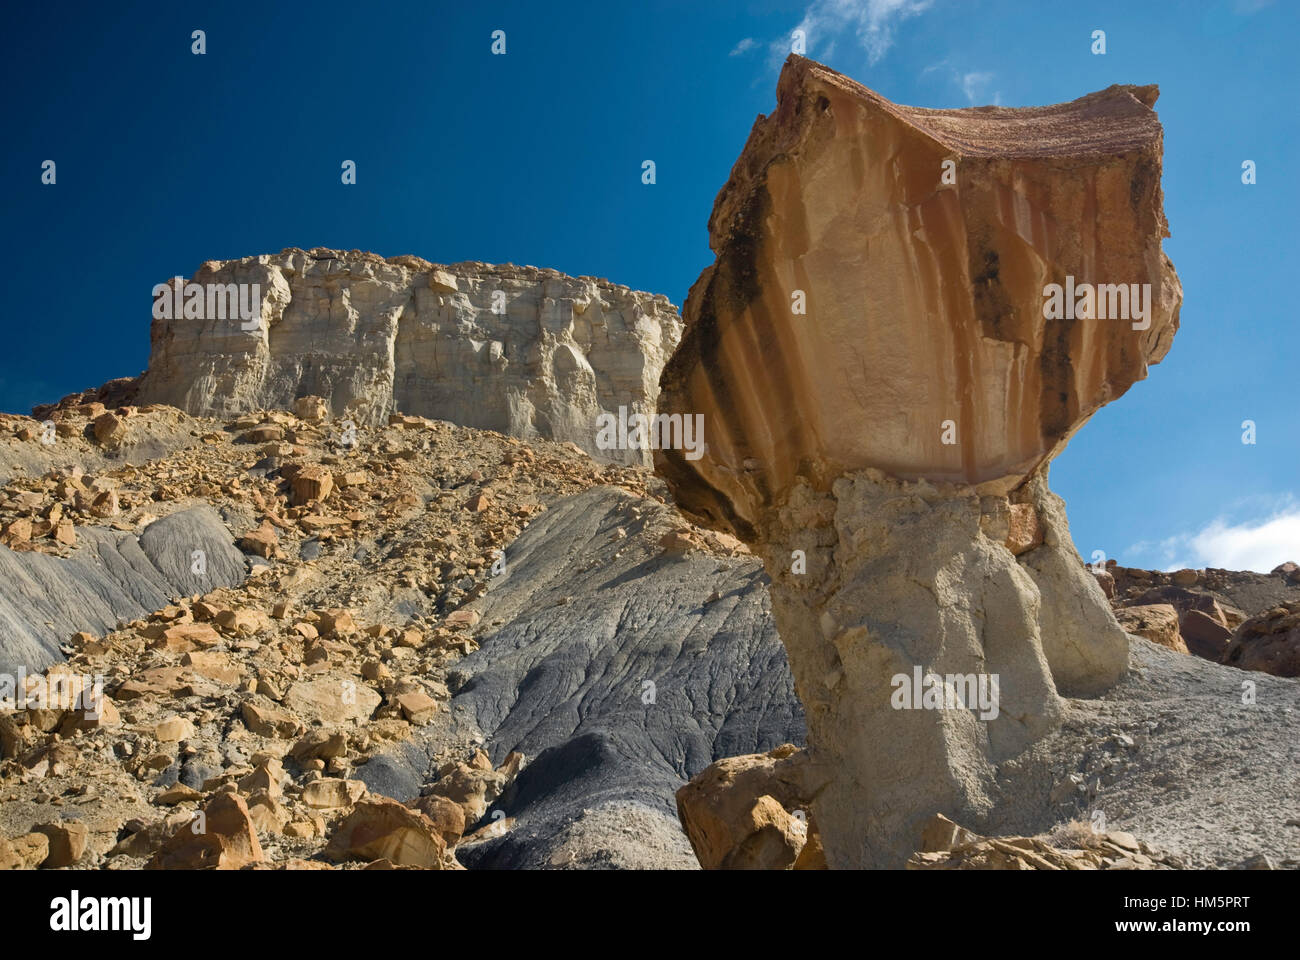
138 248 683 465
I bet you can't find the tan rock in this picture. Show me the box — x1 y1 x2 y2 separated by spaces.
302 778 368 810
409 795 467 846
238 759 287 799
33 821 88 867
653 56 1177 868
146 793 264 870
445 608 480 630
245 791 288 834
1181 609 1232 661
294 396 330 421
676 744 823 870
1005 503 1043 556
292 465 334 505
88 490 119 518
323 797 447 868
154 715 195 742
1115 604 1187 654
317 608 357 637
290 729 348 762
424 759 512 824
394 690 438 725
92 411 127 445
1222 601 1300 677
239 521 281 558
917 813 985 853
240 700 304 739
136 253 680 466
1 518 32 545
0 833 49 870
181 650 242 685
283 678 380 724
156 783 204 805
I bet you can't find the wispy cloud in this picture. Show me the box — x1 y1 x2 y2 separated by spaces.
774 0 935 65
921 60 1001 105
1125 499 1300 573
960 71 998 105
730 37 757 57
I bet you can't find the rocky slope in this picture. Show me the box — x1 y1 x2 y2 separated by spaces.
0 398 803 869
1099 562 1300 674
0 398 1295 871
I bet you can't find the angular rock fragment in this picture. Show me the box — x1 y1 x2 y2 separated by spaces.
655 56 1181 868
322 797 448 868
1115 604 1187 653
1222 601 1300 677
0 833 49 870
146 793 263 870
33 820 88 867
676 744 825 870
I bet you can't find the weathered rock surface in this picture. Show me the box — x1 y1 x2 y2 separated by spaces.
0 505 247 676
1114 603 1186 653
357 485 804 868
137 248 683 465
675 743 825 869
1106 564 1300 674
654 56 1181 868
1222 601 1300 677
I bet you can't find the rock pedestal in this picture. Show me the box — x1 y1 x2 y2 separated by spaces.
655 56 1181 867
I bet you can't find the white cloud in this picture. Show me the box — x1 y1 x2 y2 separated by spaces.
960 71 996 105
1125 501 1300 573
730 37 757 56
776 0 935 65
919 62 1000 106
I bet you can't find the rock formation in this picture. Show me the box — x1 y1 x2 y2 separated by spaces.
655 56 1182 867
136 248 683 465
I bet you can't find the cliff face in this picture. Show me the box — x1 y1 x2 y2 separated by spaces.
137 248 683 465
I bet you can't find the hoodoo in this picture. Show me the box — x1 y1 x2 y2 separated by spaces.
655 56 1182 867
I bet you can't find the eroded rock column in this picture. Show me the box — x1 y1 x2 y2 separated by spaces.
655 56 1181 867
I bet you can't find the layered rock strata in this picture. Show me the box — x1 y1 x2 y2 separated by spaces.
655 56 1181 867
137 249 683 465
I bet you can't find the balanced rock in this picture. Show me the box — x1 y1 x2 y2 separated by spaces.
655 57 1181 868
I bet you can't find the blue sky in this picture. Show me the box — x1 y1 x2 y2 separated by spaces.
1 0 1296 570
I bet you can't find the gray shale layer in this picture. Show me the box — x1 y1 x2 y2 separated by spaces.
0 506 247 677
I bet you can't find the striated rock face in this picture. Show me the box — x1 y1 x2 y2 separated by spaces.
137 248 683 465
655 57 1181 868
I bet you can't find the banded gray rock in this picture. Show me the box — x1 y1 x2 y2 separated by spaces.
356 486 805 868
0 506 246 676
